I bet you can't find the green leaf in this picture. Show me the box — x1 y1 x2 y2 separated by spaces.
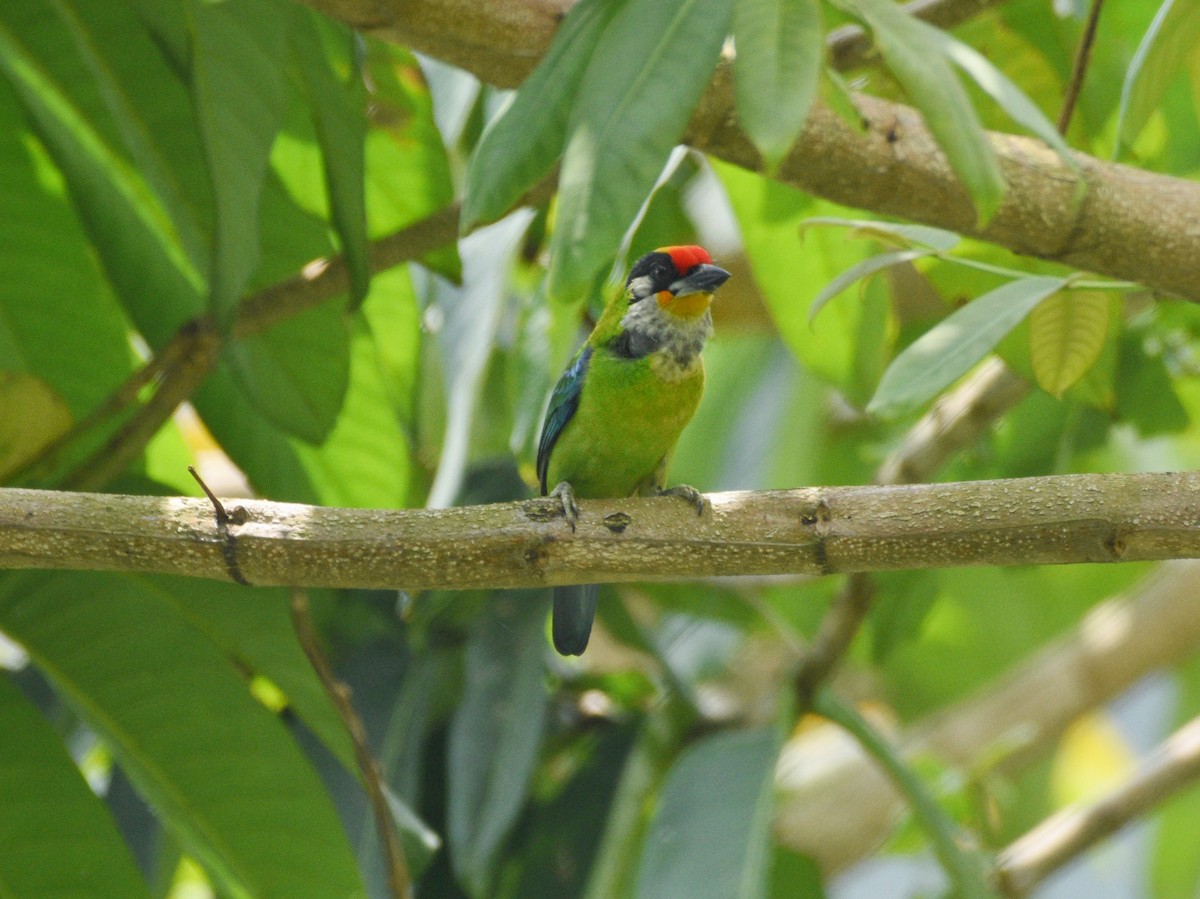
802 217 961 252
226 301 351 445
290 9 370 307
868 275 1069 417
188 0 288 321
1117 0 1200 154
809 248 935 323
0 104 133 424
927 28 1080 174
712 161 880 392
830 0 1005 225
1028 290 1109 398
461 0 623 230
548 0 733 300
0 673 150 899
732 0 823 170
0 16 205 330
447 591 549 897
52 1 209 271
0 572 365 898
294 308 415 508
635 728 779 899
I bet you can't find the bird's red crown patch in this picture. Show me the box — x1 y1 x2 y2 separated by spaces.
658 245 712 275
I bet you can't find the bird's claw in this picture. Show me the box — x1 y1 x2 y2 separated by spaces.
549 481 580 532
659 484 709 516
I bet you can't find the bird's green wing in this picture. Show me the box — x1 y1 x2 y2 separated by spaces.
537 346 593 494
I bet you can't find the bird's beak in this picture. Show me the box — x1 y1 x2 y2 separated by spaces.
669 263 731 298
660 262 731 319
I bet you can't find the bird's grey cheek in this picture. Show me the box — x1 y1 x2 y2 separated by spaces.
627 275 654 301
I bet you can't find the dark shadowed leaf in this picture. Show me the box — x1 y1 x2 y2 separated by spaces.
290 9 370 306
635 727 780 899
447 591 549 897
0 572 365 898
0 673 150 898
188 0 288 320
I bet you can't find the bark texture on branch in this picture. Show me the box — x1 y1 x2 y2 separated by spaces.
3 473 1200 589
296 0 1200 302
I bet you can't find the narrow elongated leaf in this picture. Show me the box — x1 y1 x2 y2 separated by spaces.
548 0 733 300
53 2 209 271
928 30 1080 173
290 9 370 306
868 275 1069 417
462 0 623 230
0 572 365 898
448 591 549 897
0 673 150 899
635 728 779 899
188 0 288 320
809 248 935 322
1116 0 1200 153
803 217 961 251
830 0 1004 224
733 0 823 170
1029 290 1110 397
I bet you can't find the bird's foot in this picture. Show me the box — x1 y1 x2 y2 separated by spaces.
658 484 709 516
548 481 580 532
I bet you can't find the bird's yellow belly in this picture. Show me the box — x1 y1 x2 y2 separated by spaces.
545 353 704 499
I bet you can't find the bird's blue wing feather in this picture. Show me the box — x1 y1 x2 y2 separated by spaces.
537 346 592 494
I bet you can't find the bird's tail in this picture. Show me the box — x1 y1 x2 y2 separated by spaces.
552 583 599 656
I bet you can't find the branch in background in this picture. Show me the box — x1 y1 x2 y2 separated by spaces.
233 203 461 339
2 321 210 486
993 713 1200 896
3 203 461 491
3 472 1200 588
61 322 222 492
775 560 1200 871
290 589 411 899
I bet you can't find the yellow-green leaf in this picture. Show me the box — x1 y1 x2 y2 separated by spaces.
1029 290 1110 398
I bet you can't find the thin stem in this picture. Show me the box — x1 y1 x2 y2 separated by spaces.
1057 0 1105 135
813 689 992 899
290 589 411 899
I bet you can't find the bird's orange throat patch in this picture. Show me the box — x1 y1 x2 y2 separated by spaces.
657 290 712 320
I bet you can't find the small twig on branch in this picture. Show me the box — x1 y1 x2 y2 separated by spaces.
993 713 1200 896
290 588 411 899
3 472 1200 588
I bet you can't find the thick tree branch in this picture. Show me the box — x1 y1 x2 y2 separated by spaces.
3 473 1200 588
298 0 1200 302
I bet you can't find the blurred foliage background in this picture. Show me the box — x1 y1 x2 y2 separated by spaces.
1 0 1200 897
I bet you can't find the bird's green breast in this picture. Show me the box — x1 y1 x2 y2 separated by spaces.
544 348 704 499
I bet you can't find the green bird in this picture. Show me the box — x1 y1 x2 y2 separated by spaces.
537 245 731 655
